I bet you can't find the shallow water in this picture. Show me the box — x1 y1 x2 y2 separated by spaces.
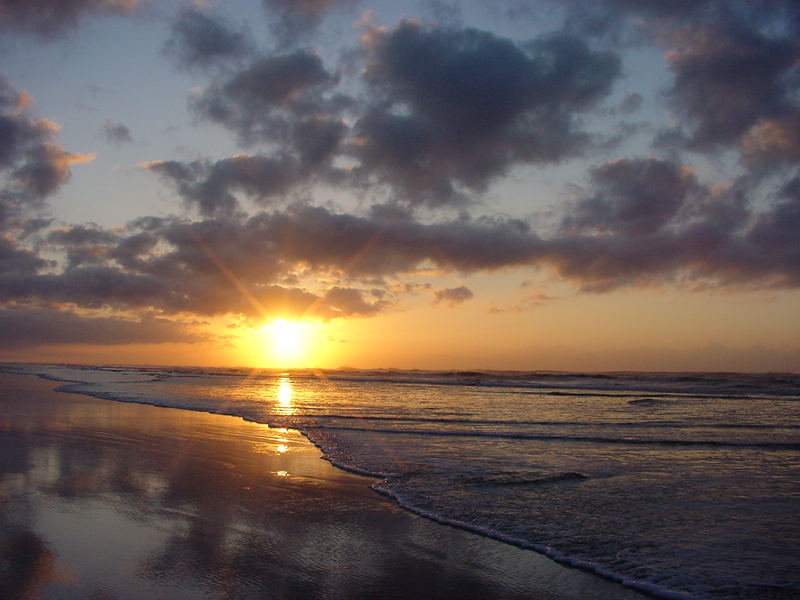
1 374 647 600
6 364 800 600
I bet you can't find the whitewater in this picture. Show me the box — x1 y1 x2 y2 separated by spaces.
4 363 799 600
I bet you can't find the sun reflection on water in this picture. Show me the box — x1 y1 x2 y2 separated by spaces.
276 376 294 416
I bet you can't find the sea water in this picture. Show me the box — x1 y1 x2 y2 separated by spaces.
5 364 799 600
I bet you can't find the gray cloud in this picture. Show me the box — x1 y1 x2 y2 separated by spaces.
190 49 343 146
101 120 132 144
562 158 702 235
181 19 621 208
144 114 348 216
323 286 387 317
163 7 252 71
0 0 149 39
261 0 360 46
351 21 621 205
433 286 473 307
2 164 800 331
0 236 48 276
144 155 302 217
663 22 800 151
0 76 94 229
0 306 203 348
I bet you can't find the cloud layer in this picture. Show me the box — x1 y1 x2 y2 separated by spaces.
2 0 800 350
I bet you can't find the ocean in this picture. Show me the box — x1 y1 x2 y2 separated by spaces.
4 363 799 600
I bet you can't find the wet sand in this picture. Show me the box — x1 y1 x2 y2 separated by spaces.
0 373 649 599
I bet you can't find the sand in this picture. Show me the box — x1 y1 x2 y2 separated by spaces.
0 373 649 599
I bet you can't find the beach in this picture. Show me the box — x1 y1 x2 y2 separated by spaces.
0 373 649 600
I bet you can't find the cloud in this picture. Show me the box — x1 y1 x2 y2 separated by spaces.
351 21 621 205
144 114 350 217
3 165 800 330
163 7 252 71
261 0 360 46
742 115 800 166
488 291 559 314
0 206 544 320
322 286 386 316
0 306 203 348
181 19 621 208
433 285 473 307
0 0 150 39
605 92 643 116
663 22 800 151
561 157 702 235
101 120 132 144
0 235 49 276
143 155 303 217
0 77 94 228
190 49 344 146
47 224 119 267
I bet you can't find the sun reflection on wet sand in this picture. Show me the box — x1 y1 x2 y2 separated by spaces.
0 373 651 600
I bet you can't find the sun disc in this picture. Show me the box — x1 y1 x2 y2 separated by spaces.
262 318 309 366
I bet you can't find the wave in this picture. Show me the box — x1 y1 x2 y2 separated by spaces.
310 424 800 450
300 412 800 431
5 362 798 400
461 471 589 487
7 363 798 600
369 482 701 600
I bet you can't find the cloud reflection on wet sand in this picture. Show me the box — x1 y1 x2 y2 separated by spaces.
0 374 647 600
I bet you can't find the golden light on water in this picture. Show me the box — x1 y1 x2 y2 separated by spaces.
276 376 294 416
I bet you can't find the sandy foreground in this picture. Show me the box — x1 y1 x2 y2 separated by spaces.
0 373 648 600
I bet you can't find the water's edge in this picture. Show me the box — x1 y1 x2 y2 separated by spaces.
7 370 691 600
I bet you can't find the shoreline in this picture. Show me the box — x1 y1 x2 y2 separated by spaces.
0 372 651 599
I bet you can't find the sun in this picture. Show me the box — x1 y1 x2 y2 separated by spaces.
260 318 311 367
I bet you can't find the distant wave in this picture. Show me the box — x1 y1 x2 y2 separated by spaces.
301 412 800 430
310 424 800 450
462 471 589 487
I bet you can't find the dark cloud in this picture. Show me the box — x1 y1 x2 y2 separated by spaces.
663 22 800 151
0 236 48 276
433 286 473 307
3 167 800 328
12 143 94 201
744 177 800 286
261 0 360 46
47 224 119 267
0 306 203 348
292 115 347 168
101 120 132 144
322 286 386 316
0 76 94 228
742 114 800 166
562 158 702 235
607 92 643 115
351 21 621 205
559 0 797 43
190 49 343 146
163 7 252 71
0 0 149 39
144 155 302 217
0 206 544 320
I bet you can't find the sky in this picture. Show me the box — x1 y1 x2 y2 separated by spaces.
0 0 798 372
